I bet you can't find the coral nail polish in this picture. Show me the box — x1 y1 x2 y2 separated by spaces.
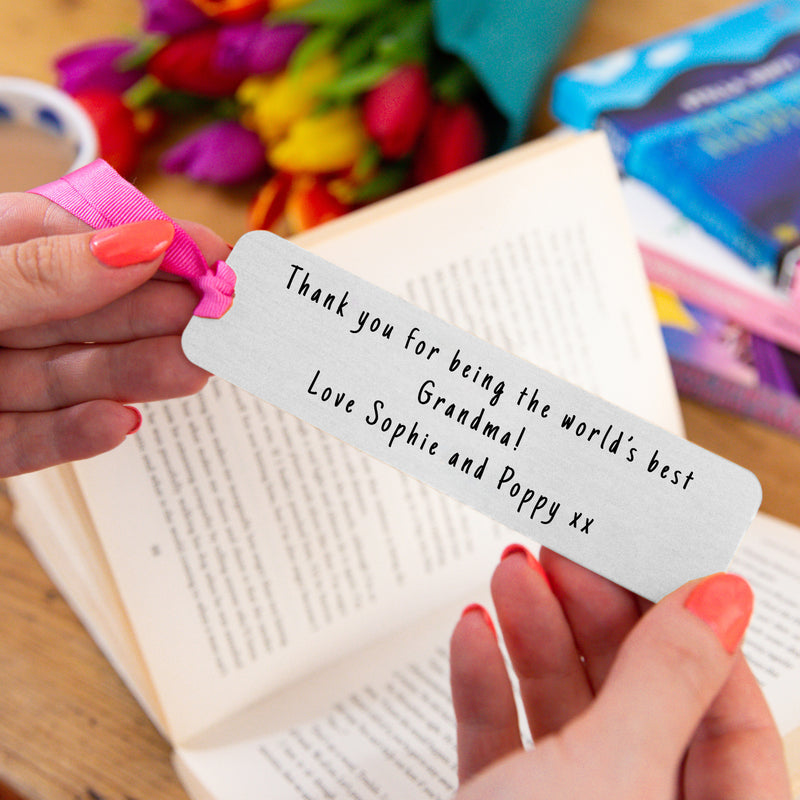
501 542 550 585
684 573 753 654
90 219 175 267
125 406 143 435
460 603 497 639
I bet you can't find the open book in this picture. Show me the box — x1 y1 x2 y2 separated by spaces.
8 133 800 799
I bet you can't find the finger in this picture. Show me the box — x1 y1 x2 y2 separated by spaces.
0 219 175 330
684 654 791 800
0 192 90 244
0 197 231 258
179 219 232 266
574 573 756 789
491 544 594 740
539 547 642 690
0 401 141 478
450 604 522 784
0 336 209 411
0 279 199 348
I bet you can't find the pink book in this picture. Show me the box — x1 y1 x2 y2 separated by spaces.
623 178 800 354
653 283 800 439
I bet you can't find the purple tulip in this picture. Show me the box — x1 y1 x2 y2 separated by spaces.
55 40 145 95
160 120 266 184
140 0 210 36
215 22 308 76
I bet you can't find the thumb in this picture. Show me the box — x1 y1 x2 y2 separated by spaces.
577 573 754 783
0 219 175 330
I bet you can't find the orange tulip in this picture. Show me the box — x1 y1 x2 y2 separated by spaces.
249 172 350 233
187 0 270 23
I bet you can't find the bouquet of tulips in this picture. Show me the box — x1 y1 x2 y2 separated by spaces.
55 0 508 234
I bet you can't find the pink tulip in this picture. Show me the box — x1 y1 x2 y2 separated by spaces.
141 0 209 35
216 21 308 75
160 120 266 184
55 40 144 95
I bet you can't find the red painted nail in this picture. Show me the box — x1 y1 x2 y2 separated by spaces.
501 542 550 585
125 406 143 435
460 603 497 639
684 573 753 654
90 219 175 267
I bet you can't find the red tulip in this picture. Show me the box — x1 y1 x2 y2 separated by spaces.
363 64 431 159
71 89 141 177
412 101 486 184
147 28 249 97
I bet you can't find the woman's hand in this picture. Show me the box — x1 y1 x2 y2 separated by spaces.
0 192 229 477
450 544 791 800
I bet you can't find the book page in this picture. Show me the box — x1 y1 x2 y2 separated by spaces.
172 593 475 800
171 513 800 800
77 378 516 743
7 467 166 732
731 513 800 736
72 132 683 743
297 133 682 433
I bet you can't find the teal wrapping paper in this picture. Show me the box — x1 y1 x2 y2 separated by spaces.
432 0 589 143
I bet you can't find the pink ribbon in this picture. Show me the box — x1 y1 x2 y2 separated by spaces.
29 159 235 318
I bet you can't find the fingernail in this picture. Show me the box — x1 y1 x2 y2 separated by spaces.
461 603 497 639
90 220 175 267
501 542 550 585
684 573 753 654
125 406 142 435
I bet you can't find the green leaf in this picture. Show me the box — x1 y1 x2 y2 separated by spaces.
336 14 394 70
123 75 163 109
317 60 396 103
270 0 394 26
433 60 480 104
213 97 241 120
374 1 433 64
353 143 381 180
124 76 214 115
114 35 167 71
288 25 344 75
353 162 409 202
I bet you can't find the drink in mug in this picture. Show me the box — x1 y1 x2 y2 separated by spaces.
0 77 97 192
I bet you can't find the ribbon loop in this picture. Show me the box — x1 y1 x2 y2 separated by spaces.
29 159 236 319
195 260 237 318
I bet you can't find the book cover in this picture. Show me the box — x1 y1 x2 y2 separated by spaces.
551 0 800 285
622 175 800 354
652 283 800 438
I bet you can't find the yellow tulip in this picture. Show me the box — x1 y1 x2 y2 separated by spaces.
236 55 339 145
269 106 369 173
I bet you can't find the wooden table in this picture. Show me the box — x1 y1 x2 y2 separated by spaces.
1 2 798 799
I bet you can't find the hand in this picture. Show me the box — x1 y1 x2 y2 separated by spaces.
450 544 791 800
0 192 230 477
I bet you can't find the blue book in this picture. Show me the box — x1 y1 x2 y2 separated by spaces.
551 0 800 286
